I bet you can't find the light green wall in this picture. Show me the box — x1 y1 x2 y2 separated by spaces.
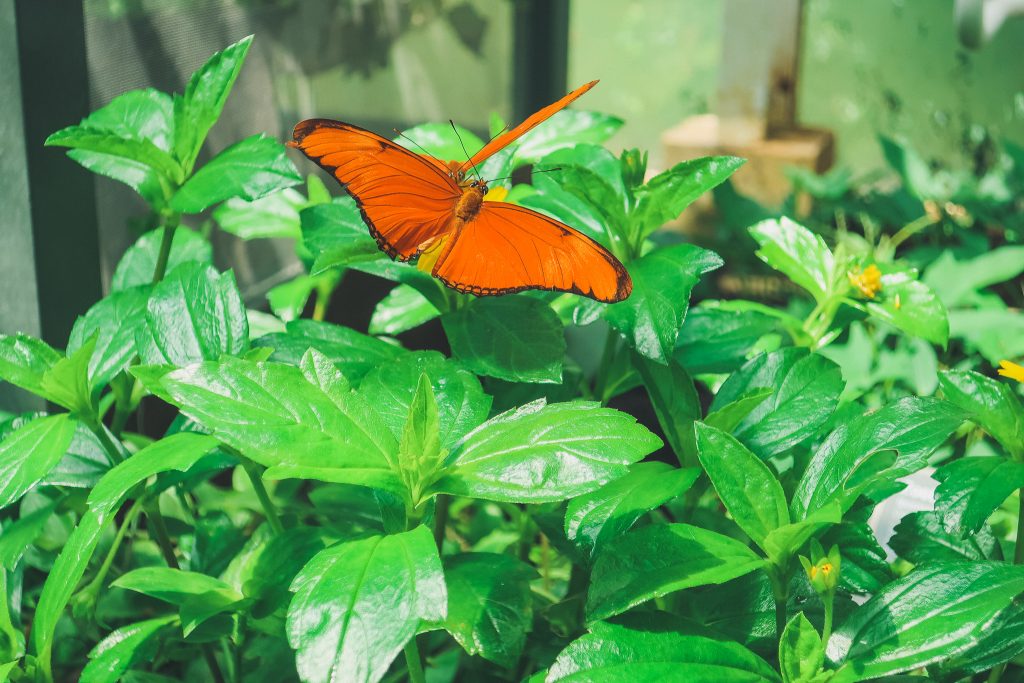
568 0 1024 174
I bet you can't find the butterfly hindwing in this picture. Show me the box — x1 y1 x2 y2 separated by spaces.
291 119 460 260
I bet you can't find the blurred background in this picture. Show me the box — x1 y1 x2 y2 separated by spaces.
3 0 1023 357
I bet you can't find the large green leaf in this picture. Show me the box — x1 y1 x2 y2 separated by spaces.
254 318 405 384
633 156 745 238
933 456 1024 535
368 284 440 336
214 187 306 240
223 526 326 619
395 122 484 161
939 369 1024 458
586 523 766 622
889 511 998 563
430 400 660 504
515 110 624 161
564 462 699 561
675 302 784 375
827 562 1024 678
173 35 253 170
605 244 722 363
0 415 76 510
303 200 382 275
152 354 401 493
749 218 835 303
67 148 166 206
45 126 182 184
80 616 178 683
634 355 701 466
548 612 779 682
112 567 244 634
287 525 446 683
922 246 1024 308
31 433 218 672
791 397 963 519
358 351 490 449
141 262 248 365
38 337 97 417
0 499 60 569
0 334 63 402
547 163 628 240
111 227 212 291
864 271 948 347
443 297 566 383
67 286 150 390
170 134 301 213
440 552 537 668
709 348 843 458
694 422 789 551
779 613 825 683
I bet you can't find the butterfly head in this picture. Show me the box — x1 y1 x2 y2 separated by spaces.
465 178 489 195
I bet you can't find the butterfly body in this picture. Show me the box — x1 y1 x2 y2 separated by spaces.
290 80 632 303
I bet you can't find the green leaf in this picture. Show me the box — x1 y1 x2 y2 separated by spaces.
519 172 611 247
820 522 892 595
676 301 797 375
223 526 326 618
398 374 442 496
67 286 150 390
549 612 779 682
634 355 701 466
515 110 623 161
0 499 60 569
369 284 440 336
933 601 1024 678
440 552 537 668
173 35 253 170
0 415 76 510
694 422 789 550
45 126 182 184
605 244 723 363
749 218 835 303
358 351 490 449
933 456 1024 535
889 511 999 563
80 616 178 683
156 355 401 493
254 318 405 384
949 307 1024 365
939 369 1024 458
710 348 843 458
586 523 767 622
431 400 660 504
922 246 1024 308
443 297 566 383
0 334 63 401
265 272 335 323
395 123 484 161
303 200 382 275
170 134 301 213
565 462 699 560
827 562 1024 678
548 164 628 240
779 613 824 683
39 336 97 416
111 227 212 292
704 388 773 434
792 397 963 519
864 271 948 346
67 149 166 206
214 187 306 240
113 567 244 634
32 433 217 670
142 262 248 365
633 156 745 238
287 526 446 683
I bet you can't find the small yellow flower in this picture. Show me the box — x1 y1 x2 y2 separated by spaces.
998 360 1024 384
848 264 883 299
483 186 508 202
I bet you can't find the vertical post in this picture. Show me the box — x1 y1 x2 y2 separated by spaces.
512 0 570 122
717 0 802 143
14 0 103 347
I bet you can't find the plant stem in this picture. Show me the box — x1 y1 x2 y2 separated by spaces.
1015 489 1024 565
593 327 619 404
312 277 335 322
886 212 937 253
80 500 143 597
151 216 180 284
432 494 449 551
403 638 426 683
201 643 227 683
241 459 284 535
145 498 180 569
769 572 788 647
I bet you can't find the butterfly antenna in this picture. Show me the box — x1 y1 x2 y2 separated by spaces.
486 167 562 185
392 128 445 166
451 120 483 181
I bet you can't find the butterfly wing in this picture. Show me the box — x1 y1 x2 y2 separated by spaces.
432 201 631 303
460 80 598 172
291 119 461 260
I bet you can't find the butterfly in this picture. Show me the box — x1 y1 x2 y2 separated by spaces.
288 80 632 303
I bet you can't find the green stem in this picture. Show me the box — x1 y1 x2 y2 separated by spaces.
886 212 937 254
769 572 789 647
91 422 126 465
989 663 1007 683
145 498 181 569
79 500 144 599
432 494 449 551
311 278 336 322
593 327 620 404
241 459 284 535
1015 489 1024 565
821 593 835 646
151 216 180 284
202 643 227 683
403 638 426 683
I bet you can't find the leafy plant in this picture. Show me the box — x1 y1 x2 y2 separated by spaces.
2 35 1023 683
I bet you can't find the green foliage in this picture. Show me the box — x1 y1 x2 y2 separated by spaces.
4 34 1023 683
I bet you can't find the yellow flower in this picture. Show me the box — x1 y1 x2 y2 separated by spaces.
848 264 883 299
998 360 1024 384
483 186 508 202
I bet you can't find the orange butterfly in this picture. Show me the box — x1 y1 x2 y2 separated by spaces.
289 81 631 303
